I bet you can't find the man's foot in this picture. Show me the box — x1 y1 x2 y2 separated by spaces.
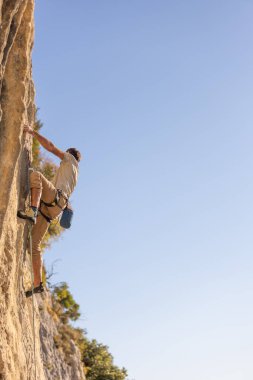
25 282 44 298
17 207 37 224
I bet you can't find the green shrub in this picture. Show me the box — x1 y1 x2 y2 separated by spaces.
52 282 81 323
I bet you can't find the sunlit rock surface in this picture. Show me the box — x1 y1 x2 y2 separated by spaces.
0 2 85 379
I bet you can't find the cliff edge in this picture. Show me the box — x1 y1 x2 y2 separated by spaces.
0 2 85 379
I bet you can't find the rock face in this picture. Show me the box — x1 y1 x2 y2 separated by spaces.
0 2 85 379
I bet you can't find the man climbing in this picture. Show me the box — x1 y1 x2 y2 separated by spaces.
18 125 81 297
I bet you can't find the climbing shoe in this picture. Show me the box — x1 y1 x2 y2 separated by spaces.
25 282 44 298
17 207 37 224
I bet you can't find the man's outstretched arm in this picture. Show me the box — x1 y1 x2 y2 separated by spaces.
24 125 65 160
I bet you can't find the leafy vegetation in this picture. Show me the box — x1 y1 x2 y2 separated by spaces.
33 111 128 380
50 284 127 379
53 282 81 323
82 339 128 380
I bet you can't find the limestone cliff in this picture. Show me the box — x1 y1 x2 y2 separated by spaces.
0 1 85 379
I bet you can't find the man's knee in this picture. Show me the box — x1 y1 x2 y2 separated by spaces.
30 170 42 190
32 251 42 259
32 241 42 258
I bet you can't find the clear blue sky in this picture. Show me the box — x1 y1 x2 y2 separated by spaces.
33 1 253 379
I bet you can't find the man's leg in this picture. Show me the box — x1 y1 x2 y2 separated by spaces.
30 172 58 285
31 188 42 209
19 171 61 293
31 213 49 287
18 170 56 223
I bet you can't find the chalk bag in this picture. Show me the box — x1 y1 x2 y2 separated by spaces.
60 207 73 229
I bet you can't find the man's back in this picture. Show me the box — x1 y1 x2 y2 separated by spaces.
53 152 79 198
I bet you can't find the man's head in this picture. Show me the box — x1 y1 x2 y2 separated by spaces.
66 148 82 162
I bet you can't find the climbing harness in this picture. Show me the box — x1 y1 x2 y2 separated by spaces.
39 208 52 224
27 223 37 380
40 189 68 209
39 189 73 229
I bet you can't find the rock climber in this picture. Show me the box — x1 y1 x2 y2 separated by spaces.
18 125 81 297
